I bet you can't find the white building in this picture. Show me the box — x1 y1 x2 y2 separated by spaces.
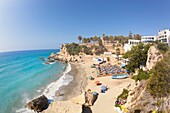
124 39 141 52
158 29 170 46
141 36 157 43
128 39 141 45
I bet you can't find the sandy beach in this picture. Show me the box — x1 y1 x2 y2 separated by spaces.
43 57 136 113
80 60 136 113
55 63 87 101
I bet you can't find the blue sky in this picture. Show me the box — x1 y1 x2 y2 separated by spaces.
0 0 170 52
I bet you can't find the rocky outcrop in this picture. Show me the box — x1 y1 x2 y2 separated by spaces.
43 94 85 113
84 91 98 106
27 95 48 112
146 46 163 70
48 52 56 59
127 81 170 113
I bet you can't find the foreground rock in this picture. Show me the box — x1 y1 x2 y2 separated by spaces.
127 81 170 113
43 94 85 113
84 91 98 106
27 95 48 112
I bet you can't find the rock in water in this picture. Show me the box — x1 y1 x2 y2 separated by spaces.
27 95 48 112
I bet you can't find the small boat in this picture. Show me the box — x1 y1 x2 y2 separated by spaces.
112 74 128 79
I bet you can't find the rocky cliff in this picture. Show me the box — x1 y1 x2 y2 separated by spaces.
146 46 163 70
126 46 170 113
127 81 170 113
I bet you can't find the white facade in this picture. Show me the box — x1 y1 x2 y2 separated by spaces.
158 29 170 46
124 39 141 52
141 36 156 43
104 52 112 55
128 39 141 45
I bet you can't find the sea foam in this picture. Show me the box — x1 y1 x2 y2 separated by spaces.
16 63 73 113
43 63 73 99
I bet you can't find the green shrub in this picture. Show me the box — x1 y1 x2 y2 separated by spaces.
156 42 169 53
117 89 129 100
123 43 151 73
136 69 150 81
147 50 170 98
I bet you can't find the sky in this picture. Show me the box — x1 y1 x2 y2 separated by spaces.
0 0 170 52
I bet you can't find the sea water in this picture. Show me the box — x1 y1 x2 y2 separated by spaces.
0 50 67 113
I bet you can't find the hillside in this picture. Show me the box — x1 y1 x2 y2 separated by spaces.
126 46 170 113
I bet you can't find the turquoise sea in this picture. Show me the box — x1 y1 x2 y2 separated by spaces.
0 49 67 113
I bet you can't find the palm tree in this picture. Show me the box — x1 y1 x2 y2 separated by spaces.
102 34 105 38
90 37 94 44
87 38 91 43
93 36 98 44
129 31 133 39
82 38 87 44
78 36 82 43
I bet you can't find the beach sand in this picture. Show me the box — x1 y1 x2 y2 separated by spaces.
55 63 87 101
44 59 136 113
80 61 136 113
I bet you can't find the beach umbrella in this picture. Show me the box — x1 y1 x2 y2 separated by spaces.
95 81 100 85
89 76 94 80
101 85 107 91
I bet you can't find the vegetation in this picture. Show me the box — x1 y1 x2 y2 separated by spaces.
65 42 107 55
117 89 129 100
98 38 103 46
132 69 150 82
128 31 141 40
156 42 169 53
115 88 129 109
65 43 80 55
116 48 120 56
129 31 133 39
93 45 107 55
78 36 82 43
134 34 141 40
123 43 151 72
147 50 170 98
66 43 92 55
103 35 128 45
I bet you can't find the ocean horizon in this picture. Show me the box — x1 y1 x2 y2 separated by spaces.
0 49 69 113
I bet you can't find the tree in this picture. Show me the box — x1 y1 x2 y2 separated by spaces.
123 43 151 72
116 48 120 56
87 38 91 43
129 31 133 39
156 42 169 53
109 35 114 43
98 38 103 46
93 36 98 43
90 37 93 43
134 34 141 40
82 38 87 43
102 34 105 38
78 36 82 43
103 36 109 44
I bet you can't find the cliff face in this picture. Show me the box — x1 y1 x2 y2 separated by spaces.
127 81 170 113
146 46 163 70
126 46 170 113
